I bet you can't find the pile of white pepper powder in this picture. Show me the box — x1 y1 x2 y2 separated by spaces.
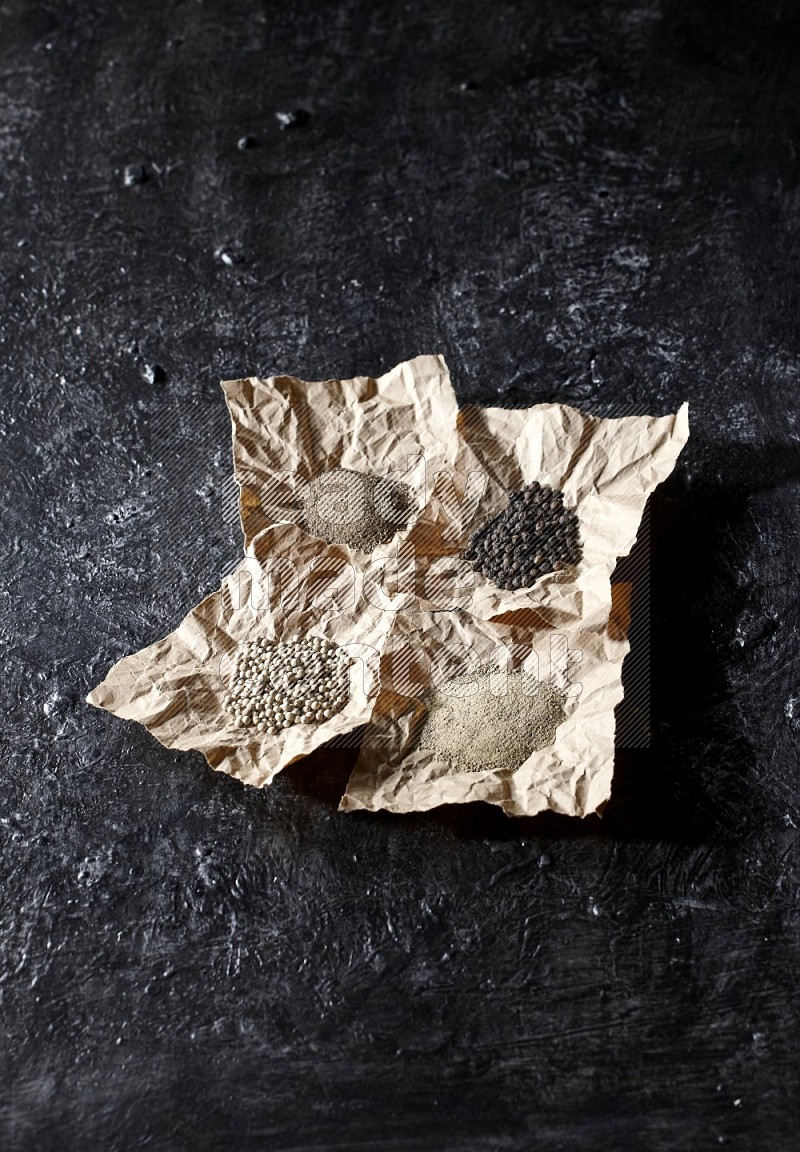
301 467 416 552
223 637 352 734
417 669 566 772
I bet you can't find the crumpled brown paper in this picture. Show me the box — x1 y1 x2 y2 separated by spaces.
404 400 689 623
341 585 632 818
87 526 397 787
222 354 458 553
87 353 689 816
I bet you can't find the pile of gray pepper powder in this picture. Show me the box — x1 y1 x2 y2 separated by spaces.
301 467 416 552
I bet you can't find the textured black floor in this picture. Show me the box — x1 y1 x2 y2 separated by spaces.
2 1 799 1149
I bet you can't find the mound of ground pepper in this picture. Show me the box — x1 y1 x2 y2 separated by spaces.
417 669 566 772
301 467 416 552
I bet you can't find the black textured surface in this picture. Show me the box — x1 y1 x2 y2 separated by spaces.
2 2 799 1149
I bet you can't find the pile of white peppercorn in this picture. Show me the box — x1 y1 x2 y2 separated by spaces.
223 637 352 734
464 481 582 590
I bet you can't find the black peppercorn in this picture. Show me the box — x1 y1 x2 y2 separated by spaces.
465 482 582 591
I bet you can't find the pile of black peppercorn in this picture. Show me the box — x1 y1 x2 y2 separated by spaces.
464 481 582 590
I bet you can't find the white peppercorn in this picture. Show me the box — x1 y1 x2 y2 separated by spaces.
224 637 353 734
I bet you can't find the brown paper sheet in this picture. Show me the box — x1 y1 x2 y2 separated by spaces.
87 526 397 787
404 401 689 623
341 585 632 819
340 395 688 816
222 353 458 553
